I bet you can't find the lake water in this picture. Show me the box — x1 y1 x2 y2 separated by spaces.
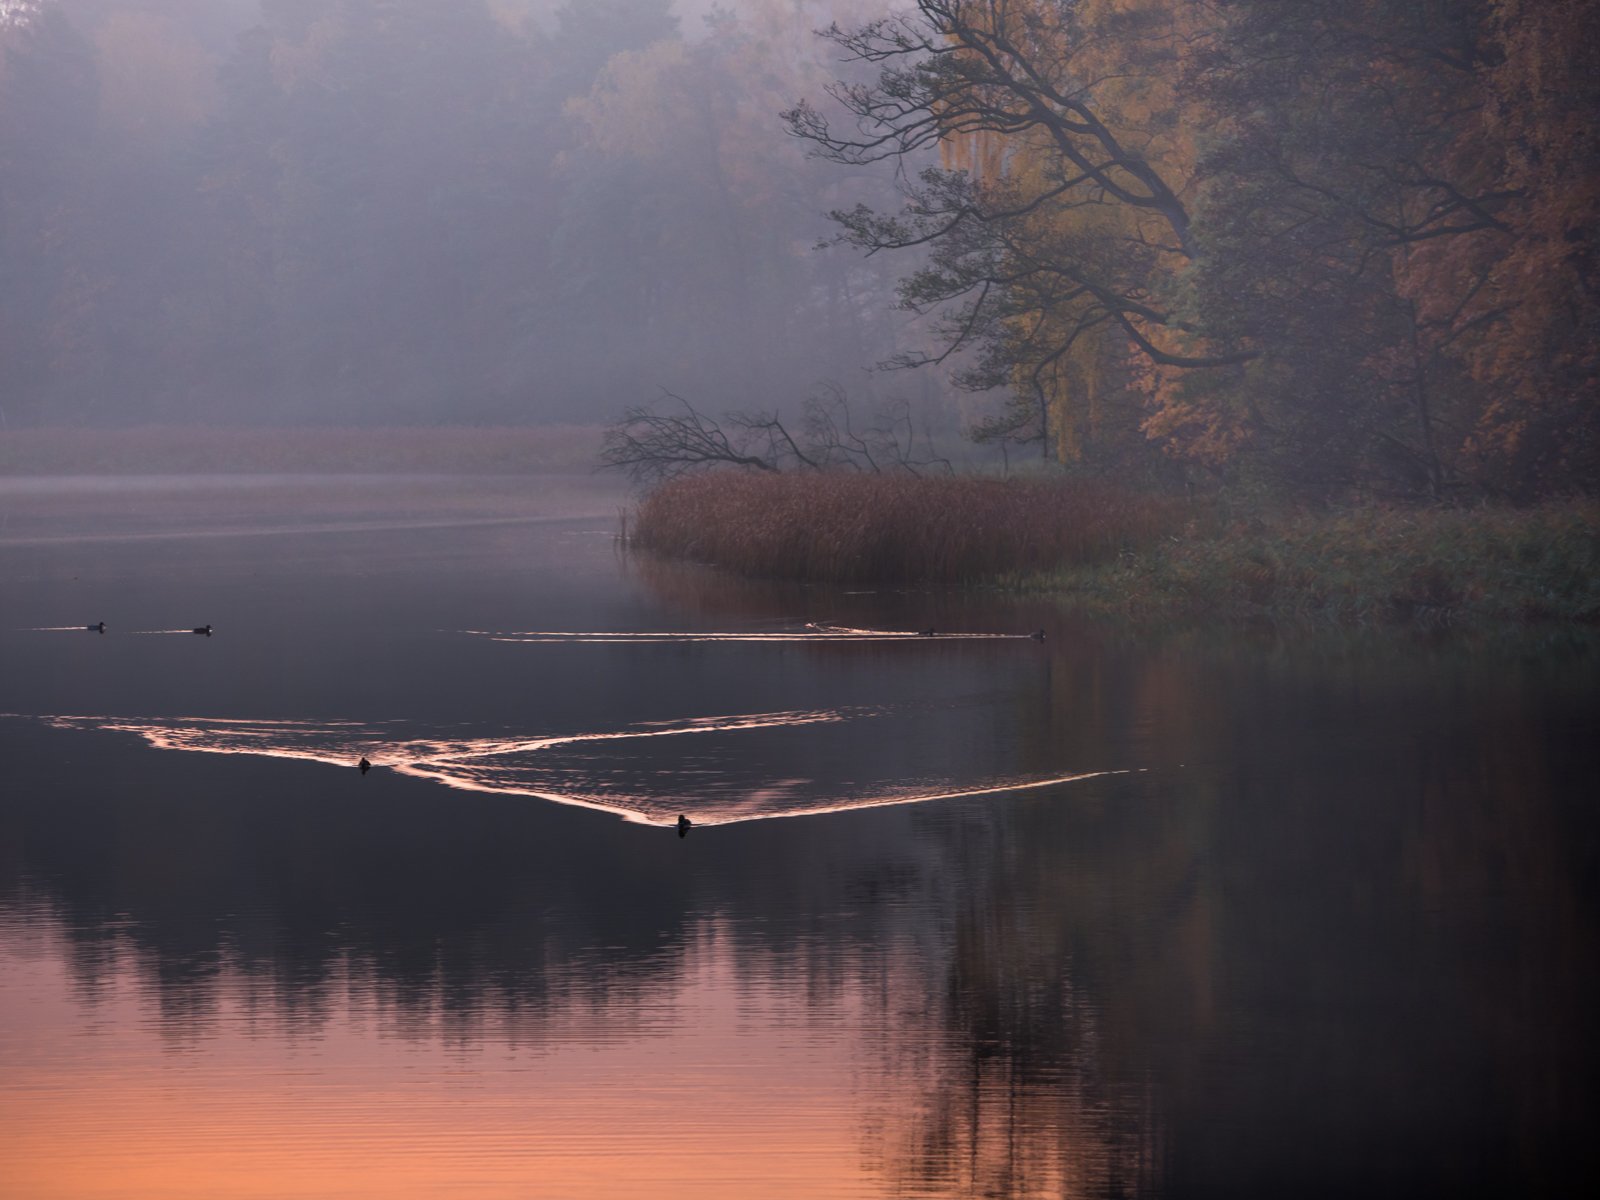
1 474 1596 1199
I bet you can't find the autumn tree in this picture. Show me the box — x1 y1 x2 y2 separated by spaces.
1412 0 1600 495
1172 0 1519 495
790 0 1600 497
785 0 1248 475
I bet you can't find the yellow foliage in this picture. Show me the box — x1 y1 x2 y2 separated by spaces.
940 0 1210 462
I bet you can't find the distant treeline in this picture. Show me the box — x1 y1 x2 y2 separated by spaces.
0 0 927 430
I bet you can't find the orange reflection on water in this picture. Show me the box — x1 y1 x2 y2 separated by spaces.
1 905 1162 1200
1 929 885 1200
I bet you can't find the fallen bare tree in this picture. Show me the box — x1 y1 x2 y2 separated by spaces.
600 386 950 483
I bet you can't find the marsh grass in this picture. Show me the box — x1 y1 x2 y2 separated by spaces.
1019 501 1600 625
629 472 1182 585
632 471 1597 625
0 425 602 475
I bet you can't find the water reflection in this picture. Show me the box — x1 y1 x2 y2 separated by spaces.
3 762 1179 1197
2 477 1597 1197
5 655 1597 1197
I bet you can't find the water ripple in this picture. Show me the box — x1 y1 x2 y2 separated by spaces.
23 710 1129 828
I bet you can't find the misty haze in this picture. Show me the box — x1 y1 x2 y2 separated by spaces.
2 2 1597 1199
0 0 944 432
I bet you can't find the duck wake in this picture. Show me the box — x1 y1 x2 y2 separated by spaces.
26 708 1126 828
459 623 1039 645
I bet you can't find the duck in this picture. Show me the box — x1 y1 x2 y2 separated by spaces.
918 627 936 637
358 756 371 775
676 813 693 837
1030 629 1046 641
192 624 213 637
87 622 105 634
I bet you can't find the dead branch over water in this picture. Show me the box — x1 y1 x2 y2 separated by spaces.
600 389 951 483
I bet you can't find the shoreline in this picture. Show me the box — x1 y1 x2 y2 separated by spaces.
627 472 1600 629
1002 506 1600 627
0 425 604 476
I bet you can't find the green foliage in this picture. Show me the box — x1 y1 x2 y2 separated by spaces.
1019 502 1600 626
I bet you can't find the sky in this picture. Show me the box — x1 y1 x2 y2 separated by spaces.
0 0 942 432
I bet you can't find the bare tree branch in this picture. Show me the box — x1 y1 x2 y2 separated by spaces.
599 392 783 482
601 387 951 483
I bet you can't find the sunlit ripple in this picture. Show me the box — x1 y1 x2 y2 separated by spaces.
458 622 1041 645
20 710 1130 828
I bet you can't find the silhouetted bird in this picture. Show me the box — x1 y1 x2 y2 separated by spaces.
918 628 935 637
87 622 105 634
359 757 371 775
677 814 693 838
1030 629 1047 641
192 624 212 637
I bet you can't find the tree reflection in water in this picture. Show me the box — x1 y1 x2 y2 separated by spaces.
2 623 1597 1196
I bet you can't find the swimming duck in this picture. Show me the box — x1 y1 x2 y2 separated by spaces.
192 624 212 637
87 622 105 634
918 628 935 637
676 814 693 837
358 757 371 775
1030 629 1046 641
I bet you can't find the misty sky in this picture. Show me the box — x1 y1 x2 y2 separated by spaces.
0 1 941 430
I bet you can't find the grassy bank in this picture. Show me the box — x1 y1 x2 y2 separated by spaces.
0 425 602 475
630 471 1600 625
629 472 1181 585
1017 501 1600 625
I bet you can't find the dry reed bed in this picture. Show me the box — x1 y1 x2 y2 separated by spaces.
630 472 1180 584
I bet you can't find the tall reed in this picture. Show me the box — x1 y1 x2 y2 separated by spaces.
629 472 1182 585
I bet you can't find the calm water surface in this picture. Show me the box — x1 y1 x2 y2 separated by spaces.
1 475 1596 1199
